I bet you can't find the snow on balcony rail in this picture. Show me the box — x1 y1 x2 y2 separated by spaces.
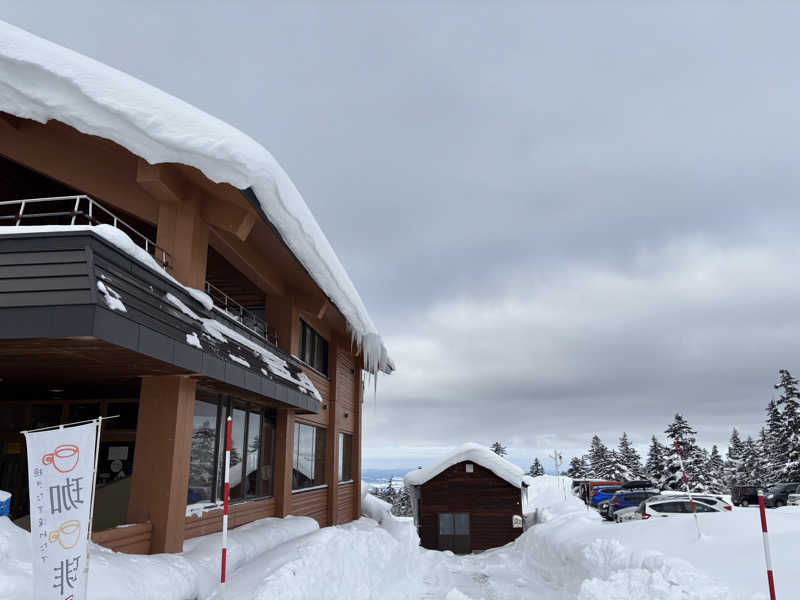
204 280 276 345
0 195 171 269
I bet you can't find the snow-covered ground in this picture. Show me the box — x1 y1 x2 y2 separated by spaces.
1 476 797 599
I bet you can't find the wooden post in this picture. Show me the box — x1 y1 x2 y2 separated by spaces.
326 337 340 526
274 409 295 517
353 355 363 519
155 197 208 288
127 376 196 553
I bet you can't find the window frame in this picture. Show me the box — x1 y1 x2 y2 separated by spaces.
188 389 277 507
338 432 353 483
298 319 329 376
292 422 327 491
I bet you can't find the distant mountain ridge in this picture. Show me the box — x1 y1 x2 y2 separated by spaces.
361 467 415 484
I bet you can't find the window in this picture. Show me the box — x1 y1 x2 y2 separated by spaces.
299 320 328 375
338 433 353 482
188 389 276 505
293 422 326 490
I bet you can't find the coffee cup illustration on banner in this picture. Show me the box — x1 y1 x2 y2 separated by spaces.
42 444 80 473
48 520 81 550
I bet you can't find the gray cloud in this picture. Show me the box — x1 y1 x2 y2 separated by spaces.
5 1 800 469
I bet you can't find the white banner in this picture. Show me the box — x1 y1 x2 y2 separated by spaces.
24 422 97 600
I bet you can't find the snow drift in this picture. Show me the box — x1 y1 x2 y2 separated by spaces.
0 20 391 373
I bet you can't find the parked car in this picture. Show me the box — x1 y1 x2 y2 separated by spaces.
591 485 622 507
612 505 640 523
731 486 760 507
619 480 656 491
606 489 660 521
635 497 726 519
598 500 611 519
764 482 800 508
787 493 800 507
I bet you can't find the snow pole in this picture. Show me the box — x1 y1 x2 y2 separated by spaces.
220 415 232 599
672 442 701 539
757 490 777 600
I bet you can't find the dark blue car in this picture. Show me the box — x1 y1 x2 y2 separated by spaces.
606 489 659 521
591 485 621 507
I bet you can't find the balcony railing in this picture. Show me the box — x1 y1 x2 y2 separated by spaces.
0 195 172 270
204 281 277 346
1 195 278 345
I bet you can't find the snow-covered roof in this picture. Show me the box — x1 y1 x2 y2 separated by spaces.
0 20 392 374
403 442 525 490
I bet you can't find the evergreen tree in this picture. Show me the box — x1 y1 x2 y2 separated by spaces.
724 428 745 487
664 414 707 492
490 441 508 457
528 458 545 477
706 445 726 493
392 486 413 517
604 449 626 481
774 369 800 480
764 398 783 484
566 455 589 479
588 435 611 479
755 428 771 486
738 437 761 486
617 432 643 480
645 435 668 487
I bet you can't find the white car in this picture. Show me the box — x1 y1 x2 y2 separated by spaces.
612 505 640 523
787 493 800 507
635 496 727 519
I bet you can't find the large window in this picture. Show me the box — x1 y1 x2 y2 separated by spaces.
292 422 326 490
299 320 328 375
338 433 353 482
188 389 276 505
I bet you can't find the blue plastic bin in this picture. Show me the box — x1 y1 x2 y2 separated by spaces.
0 492 10 517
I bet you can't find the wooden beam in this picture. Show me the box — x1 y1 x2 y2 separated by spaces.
0 112 22 131
208 226 286 297
136 159 187 205
201 196 258 242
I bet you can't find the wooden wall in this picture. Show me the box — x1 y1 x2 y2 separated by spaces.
184 497 278 540
290 487 329 527
337 482 355 524
418 462 523 552
92 522 152 554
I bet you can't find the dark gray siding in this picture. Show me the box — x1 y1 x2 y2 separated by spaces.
0 230 319 413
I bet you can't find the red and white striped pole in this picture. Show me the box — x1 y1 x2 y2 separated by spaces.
220 415 232 599
673 442 702 539
757 490 777 600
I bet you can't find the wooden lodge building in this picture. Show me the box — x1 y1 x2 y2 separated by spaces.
0 23 392 554
404 443 527 554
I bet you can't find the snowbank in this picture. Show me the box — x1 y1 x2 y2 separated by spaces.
0 514 318 600
0 20 391 373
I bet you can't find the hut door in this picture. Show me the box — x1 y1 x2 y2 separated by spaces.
438 512 471 553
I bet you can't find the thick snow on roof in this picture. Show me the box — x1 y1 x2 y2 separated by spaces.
404 442 525 489
0 20 392 373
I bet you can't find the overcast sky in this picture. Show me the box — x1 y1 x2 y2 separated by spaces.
5 2 800 471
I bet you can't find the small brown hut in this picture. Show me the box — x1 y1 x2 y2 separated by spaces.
404 443 527 554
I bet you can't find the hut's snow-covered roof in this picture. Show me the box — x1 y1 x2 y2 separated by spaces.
0 20 392 373
404 442 525 490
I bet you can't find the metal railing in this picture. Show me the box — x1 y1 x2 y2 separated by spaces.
204 280 277 345
0 195 172 269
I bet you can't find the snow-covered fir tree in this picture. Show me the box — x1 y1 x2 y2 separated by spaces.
724 428 745 487
617 432 643 480
738 436 762 486
664 414 707 492
566 455 589 478
392 486 413 517
604 449 626 481
764 399 783 484
528 458 545 477
774 369 800 480
645 435 668 487
588 435 612 479
706 445 726 493
490 441 507 457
